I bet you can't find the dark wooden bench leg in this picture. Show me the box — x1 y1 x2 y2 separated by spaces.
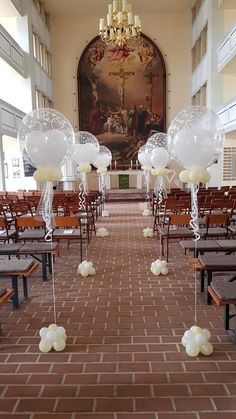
200 270 205 292
42 254 47 281
22 275 28 299
207 271 212 305
48 253 52 275
11 275 19 309
224 304 230 330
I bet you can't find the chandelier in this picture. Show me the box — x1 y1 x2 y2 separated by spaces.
99 0 141 46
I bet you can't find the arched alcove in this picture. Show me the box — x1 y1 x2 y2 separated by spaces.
77 34 166 166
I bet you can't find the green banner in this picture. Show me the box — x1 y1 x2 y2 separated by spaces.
118 174 129 189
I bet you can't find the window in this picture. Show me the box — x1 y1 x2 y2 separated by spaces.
32 32 37 59
35 89 53 109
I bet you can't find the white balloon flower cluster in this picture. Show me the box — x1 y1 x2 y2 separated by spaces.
33 167 63 182
77 260 96 277
143 228 153 238
102 210 109 217
151 167 170 176
150 259 169 276
143 209 152 216
141 166 152 172
77 163 92 173
97 227 108 237
97 167 107 174
182 325 213 357
39 324 66 353
179 168 211 184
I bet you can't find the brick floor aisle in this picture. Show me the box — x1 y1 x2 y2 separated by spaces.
0 202 236 419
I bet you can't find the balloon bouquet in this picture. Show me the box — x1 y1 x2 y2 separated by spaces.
137 144 153 218
93 145 112 216
18 108 75 352
167 106 225 357
145 132 174 204
71 131 99 208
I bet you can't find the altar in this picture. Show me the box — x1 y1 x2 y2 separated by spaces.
102 170 144 190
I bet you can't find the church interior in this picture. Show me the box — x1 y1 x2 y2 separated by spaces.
0 0 236 417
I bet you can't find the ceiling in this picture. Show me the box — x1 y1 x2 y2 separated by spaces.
41 0 192 17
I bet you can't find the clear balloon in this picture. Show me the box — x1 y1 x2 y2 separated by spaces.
138 145 149 166
72 131 99 164
93 145 112 168
167 106 225 169
17 108 75 169
150 147 169 168
145 132 168 166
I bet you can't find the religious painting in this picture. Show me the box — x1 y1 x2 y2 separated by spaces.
78 34 166 168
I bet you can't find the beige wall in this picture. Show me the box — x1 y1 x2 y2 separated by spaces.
51 11 191 129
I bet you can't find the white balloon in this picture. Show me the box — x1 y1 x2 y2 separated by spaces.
174 128 215 169
167 106 225 170
93 145 112 168
161 267 169 275
200 341 213 356
48 324 57 330
186 342 200 357
25 129 69 167
150 147 169 168
194 332 208 346
18 108 75 170
52 338 66 352
138 145 149 166
201 329 211 340
72 143 99 164
39 339 53 353
190 325 202 334
71 131 99 164
183 330 195 341
39 327 48 338
46 330 58 342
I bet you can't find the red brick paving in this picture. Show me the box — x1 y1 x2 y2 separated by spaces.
0 202 236 418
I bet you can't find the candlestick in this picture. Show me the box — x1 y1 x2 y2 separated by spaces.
130 160 133 171
114 160 117 171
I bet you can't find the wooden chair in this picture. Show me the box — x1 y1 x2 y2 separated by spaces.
0 216 16 242
159 213 193 261
15 216 45 242
52 215 84 261
201 213 229 239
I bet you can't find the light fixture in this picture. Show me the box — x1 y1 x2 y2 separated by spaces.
99 0 141 46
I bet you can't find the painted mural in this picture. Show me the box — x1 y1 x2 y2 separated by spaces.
78 35 166 167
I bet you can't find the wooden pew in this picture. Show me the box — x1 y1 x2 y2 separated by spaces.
208 283 236 344
0 260 39 309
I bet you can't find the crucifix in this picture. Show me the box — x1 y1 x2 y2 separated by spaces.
109 67 135 107
88 74 99 106
145 71 158 111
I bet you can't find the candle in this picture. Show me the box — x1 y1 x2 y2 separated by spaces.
113 0 118 12
108 3 113 14
130 160 133 170
110 28 114 39
136 160 138 170
134 15 139 26
99 18 105 30
128 12 133 24
122 0 127 11
115 160 117 170
117 11 122 23
107 14 111 26
127 4 132 12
